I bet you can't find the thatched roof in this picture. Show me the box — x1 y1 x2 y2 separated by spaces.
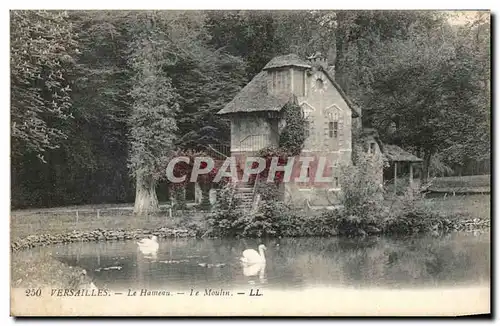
217 54 360 117
216 71 291 115
262 54 311 70
383 144 423 162
359 128 422 162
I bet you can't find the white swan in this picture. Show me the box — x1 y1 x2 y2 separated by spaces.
240 244 267 264
244 261 266 277
137 235 159 254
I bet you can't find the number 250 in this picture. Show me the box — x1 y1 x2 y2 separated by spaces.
25 289 41 296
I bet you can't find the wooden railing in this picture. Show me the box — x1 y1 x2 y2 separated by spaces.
250 174 261 213
238 134 269 152
200 144 230 159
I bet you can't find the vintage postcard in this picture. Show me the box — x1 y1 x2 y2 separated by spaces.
10 9 490 316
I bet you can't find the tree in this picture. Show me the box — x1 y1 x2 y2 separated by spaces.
273 10 337 60
11 11 140 209
163 21 247 148
205 10 283 79
439 13 491 171
334 10 444 97
66 11 134 204
127 12 179 215
10 10 79 160
360 17 490 182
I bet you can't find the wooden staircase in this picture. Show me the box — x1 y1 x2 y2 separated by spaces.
201 144 261 212
230 172 261 212
233 185 255 210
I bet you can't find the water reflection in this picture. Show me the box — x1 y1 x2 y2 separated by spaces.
26 232 490 291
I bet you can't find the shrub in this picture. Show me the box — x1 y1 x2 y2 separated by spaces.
299 209 342 236
207 194 296 238
206 190 342 238
205 183 246 238
255 181 283 201
205 155 477 238
241 201 290 237
382 185 442 234
339 151 385 221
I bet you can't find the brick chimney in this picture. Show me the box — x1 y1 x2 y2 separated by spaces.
307 51 328 69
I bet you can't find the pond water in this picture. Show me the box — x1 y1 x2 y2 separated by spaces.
29 232 490 291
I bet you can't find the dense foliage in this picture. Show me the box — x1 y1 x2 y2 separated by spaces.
334 11 490 180
205 186 485 239
278 102 309 156
11 10 79 159
339 150 386 220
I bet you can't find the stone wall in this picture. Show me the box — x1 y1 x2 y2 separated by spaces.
11 227 200 252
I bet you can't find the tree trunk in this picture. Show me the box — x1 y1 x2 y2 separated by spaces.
133 173 159 215
420 151 432 184
199 182 211 211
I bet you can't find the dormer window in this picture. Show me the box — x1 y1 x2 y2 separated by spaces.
271 69 290 95
301 102 314 119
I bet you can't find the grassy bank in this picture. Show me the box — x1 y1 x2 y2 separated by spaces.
423 194 490 220
432 175 490 189
11 209 207 240
11 253 92 289
11 194 490 241
385 194 490 220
